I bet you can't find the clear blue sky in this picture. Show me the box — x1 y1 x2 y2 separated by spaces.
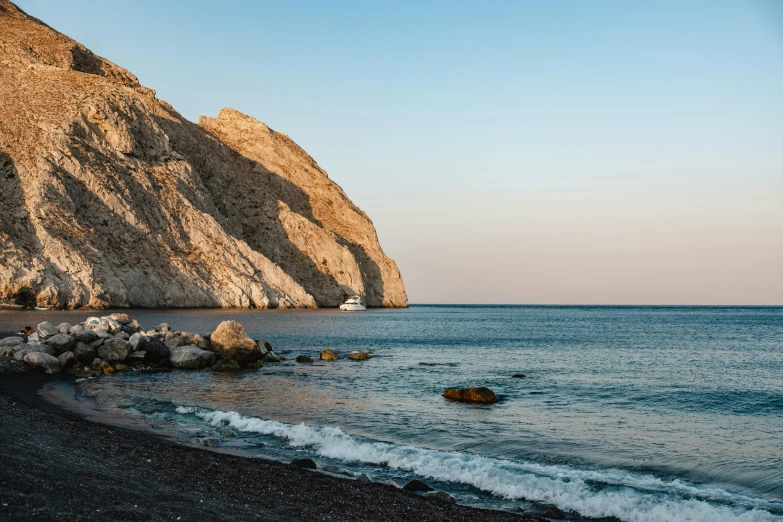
17 0 783 304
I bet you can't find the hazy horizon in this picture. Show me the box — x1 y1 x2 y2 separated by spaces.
17 0 783 305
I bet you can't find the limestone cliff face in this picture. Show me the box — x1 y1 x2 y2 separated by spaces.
0 0 407 309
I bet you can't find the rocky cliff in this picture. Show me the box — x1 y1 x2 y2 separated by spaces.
0 0 407 309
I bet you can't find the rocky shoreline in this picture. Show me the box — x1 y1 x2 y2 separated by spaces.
1 313 287 378
0 313 562 521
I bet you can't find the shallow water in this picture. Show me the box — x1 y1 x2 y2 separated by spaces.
6 305 783 521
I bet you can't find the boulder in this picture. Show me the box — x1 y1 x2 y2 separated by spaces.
209 320 261 363
423 491 456 503
14 344 56 360
291 458 317 470
99 316 121 333
128 332 143 351
23 352 60 374
72 342 97 365
109 313 131 324
402 479 434 492
0 345 17 357
89 339 104 349
114 363 129 372
262 352 283 363
295 355 314 363
36 321 59 339
114 331 130 341
56 322 72 334
84 317 102 329
255 339 273 352
347 350 372 361
43 334 76 354
98 338 130 362
93 329 112 339
122 319 142 334
199 437 221 447
320 349 340 361
153 323 171 333
169 345 217 369
98 361 114 375
91 358 104 370
0 336 25 347
127 351 146 363
136 336 170 363
180 332 211 351
443 387 498 404
211 358 241 371
26 332 39 342
70 324 85 335
57 351 78 370
165 336 185 349
75 329 99 343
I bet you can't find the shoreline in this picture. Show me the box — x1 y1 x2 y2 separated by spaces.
0 372 545 522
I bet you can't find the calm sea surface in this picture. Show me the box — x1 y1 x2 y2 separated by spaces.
4 305 782 521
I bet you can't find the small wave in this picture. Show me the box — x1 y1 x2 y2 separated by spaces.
175 406 782 522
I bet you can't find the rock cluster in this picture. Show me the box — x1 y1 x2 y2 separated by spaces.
3 315 283 376
0 0 407 310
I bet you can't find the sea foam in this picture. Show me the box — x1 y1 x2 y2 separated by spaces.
175 406 782 522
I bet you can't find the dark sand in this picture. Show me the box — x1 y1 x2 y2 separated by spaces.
0 365 541 522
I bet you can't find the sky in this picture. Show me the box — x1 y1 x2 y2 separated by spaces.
17 0 783 304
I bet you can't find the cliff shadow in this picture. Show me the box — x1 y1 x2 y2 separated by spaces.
152 109 385 307
0 151 83 307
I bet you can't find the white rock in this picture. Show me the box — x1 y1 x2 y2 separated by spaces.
24 352 60 374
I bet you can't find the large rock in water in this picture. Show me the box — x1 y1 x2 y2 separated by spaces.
0 0 407 310
443 387 498 404
135 336 170 364
98 338 129 362
169 345 216 369
209 321 261 363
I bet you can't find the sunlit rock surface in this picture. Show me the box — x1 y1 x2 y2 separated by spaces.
0 0 407 309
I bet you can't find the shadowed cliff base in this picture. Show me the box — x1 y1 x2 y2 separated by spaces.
0 0 407 309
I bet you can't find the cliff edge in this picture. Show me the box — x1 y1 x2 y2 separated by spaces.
0 0 407 309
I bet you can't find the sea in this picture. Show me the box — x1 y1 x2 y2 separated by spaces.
4 305 782 521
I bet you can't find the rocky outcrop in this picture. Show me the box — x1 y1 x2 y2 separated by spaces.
209 320 261 362
0 0 406 309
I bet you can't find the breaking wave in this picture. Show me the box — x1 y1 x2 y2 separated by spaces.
175 406 782 522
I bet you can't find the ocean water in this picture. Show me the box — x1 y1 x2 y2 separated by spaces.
9 305 782 521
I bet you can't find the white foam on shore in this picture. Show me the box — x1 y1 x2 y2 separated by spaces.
175 406 782 522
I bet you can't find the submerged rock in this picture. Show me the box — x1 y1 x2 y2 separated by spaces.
291 458 317 470
402 479 434 492
23 352 60 374
423 491 456 503
320 349 339 361
210 321 261 363
512 373 526 378
347 350 372 361
211 358 241 371
443 387 498 404
244 360 264 369
295 355 314 363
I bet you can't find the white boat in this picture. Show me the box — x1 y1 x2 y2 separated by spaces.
339 295 366 311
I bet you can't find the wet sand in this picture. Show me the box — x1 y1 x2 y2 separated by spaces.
0 369 540 522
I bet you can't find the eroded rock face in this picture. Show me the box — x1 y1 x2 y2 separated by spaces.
0 0 406 310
